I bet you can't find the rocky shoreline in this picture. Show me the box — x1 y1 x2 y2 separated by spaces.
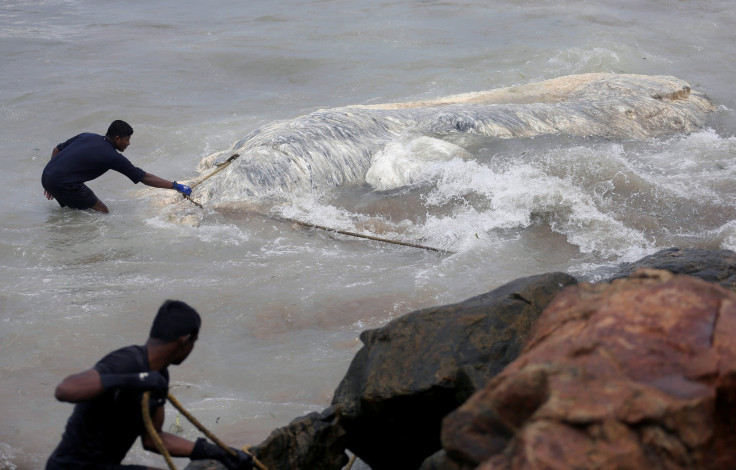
187 248 736 470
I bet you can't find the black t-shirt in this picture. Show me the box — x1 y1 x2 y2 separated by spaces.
43 133 146 186
46 345 169 470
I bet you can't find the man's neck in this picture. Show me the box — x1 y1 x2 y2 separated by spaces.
145 341 173 371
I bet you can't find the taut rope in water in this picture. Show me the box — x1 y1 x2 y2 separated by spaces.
178 153 450 253
141 391 268 470
272 215 450 253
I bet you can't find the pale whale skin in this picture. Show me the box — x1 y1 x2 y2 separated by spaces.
189 73 715 206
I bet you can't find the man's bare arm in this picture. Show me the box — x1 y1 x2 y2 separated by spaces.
140 173 191 196
54 369 104 403
141 405 196 457
140 173 175 189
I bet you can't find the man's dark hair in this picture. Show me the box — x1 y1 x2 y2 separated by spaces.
149 300 201 342
106 120 134 139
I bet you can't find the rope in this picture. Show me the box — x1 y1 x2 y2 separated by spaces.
168 392 268 470
141 391 362 470
142 391 178 470
241 446 268 470
181 153 240 207
344 454 357 470
184 197 448 252
189 154 240 190
178 153 450 253
273 215 449 253
167 393 237 458
140 390 269 470
182 194 203 208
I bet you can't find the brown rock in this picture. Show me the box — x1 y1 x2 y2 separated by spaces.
441 269 736 469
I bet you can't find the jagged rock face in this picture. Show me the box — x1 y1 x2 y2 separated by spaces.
332 272 578 470
441 269 736 470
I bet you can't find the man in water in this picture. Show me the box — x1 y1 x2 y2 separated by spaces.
46 300 253 470
42 120 192 213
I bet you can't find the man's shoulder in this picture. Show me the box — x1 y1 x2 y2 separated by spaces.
57 132 106 151
94 345 148 374
66 132 102 143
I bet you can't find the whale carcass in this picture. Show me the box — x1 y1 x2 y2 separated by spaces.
180 73 715 209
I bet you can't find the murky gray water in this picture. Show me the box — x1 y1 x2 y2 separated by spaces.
2 1 736 468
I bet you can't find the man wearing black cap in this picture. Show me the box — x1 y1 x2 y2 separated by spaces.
46 300 253 470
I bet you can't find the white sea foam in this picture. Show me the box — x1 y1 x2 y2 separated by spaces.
365 136 470 190
412 156 652 257
0 443 17 470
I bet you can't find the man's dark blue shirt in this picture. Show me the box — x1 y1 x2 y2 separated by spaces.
43 133 146 186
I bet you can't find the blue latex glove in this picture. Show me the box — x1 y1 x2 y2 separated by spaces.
172 181 192 196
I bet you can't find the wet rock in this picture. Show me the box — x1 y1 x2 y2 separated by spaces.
249 406 348 470
183 408 346 470
441 269 736 470
607 247 736 290
184 460 225 470
419 450 463 470
332 272 577 470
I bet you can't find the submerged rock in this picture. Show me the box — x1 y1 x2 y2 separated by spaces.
440 269 736 470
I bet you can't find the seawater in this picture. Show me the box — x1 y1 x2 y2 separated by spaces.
2 1 736 469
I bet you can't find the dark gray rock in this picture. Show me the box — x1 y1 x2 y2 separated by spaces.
249 406 348 470
606 247 736 290
184 407 347 470
418 450 462 470
331 272 578 470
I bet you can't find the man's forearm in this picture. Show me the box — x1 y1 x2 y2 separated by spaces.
142 404 196 457
152 431 197 457
140 173 175 189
